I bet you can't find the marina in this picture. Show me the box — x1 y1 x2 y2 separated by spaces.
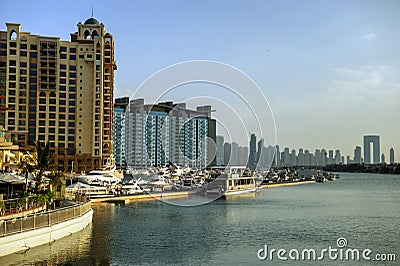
1 172 398 265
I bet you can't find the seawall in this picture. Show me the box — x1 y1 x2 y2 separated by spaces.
0 207 93 257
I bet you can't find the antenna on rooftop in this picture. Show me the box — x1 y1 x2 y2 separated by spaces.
91 4 94 17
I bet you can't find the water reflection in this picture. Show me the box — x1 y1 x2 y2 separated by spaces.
1 224 93 266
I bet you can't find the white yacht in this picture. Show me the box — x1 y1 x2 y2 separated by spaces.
206 166 259 197
75 166 121 186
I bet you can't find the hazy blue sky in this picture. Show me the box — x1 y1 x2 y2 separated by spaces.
2 0 399 161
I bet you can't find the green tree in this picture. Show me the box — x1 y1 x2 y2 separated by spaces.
34 141 55 191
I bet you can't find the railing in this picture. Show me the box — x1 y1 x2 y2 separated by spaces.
0 201 91 237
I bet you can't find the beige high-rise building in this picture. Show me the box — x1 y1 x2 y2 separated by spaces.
0 17 117 172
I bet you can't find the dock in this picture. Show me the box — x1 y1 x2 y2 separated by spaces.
259 180 316 189
89 191 193 204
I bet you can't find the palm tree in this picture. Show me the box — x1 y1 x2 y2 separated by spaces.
34 140 55 191
19 141 55 192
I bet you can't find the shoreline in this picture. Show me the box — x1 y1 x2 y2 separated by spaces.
90 180 317 204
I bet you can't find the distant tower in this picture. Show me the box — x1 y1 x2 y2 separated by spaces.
275 145 280 167
389 148 395 164
248 134 257 169
381 153 385 164
354 146 362 164
335 150 341 164
216 135 224 165
223 142 231 166
363 135 380 164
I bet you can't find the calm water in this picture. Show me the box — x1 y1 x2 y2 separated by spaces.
1 172 399 265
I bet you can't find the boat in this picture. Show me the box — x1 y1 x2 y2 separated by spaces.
205 166 259 197
74 167 121 186
120 178 145 195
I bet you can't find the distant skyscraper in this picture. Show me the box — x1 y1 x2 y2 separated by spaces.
354 146 362 164
363 135 380 164
283 147 290 166
113 97 129 167
304 149 310 166
231 142 239 166
216 135 224 165
223 142 231 166
321 149 327 166
290 149 297 166
248 134 257 169
389 148 395 164
238 145 248 166
257 138 264 167
381 153 385 164
275 145 280 167
328 150 334 165
335 150 341 165
298 148 305 166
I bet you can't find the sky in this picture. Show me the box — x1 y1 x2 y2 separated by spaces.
1 0 399 161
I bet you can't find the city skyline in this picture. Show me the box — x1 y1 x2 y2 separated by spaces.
216 133 397 166
2 0 399 161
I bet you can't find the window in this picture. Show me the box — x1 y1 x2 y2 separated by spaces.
30 44 37 50
30 52 37 58
60 54 66 59
59 121 65 127
59 85 66 91
59 100 66 105
30 70 37 76
69 80 76 85
49 99 56 105
69 87 76 92
20 43 27 49
69 94 76 99
60 64 66 70
69 55 76 60
60 46 67 52
20 62 27 67
70 48 76 53
68 115 75 120
58 136 65 141
69 65 76 71
49 120 55 126
49 113 56 119
39 120 46 126
59 114 66 119
39 128 45 133
59 128 65 134
69 108 75 113
39 135 45 140
30 63 37 68
60 71 66 77
60 79 66 84
49 128 55 133
68 129 75 134
69 72 76 78
59 107 66 112
68 122 75 127
39 106 46 111
39 113 46 118
69 101 75 106
68 136 75 141
20 51 27 56
49 106 56 112
39 98 46 104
